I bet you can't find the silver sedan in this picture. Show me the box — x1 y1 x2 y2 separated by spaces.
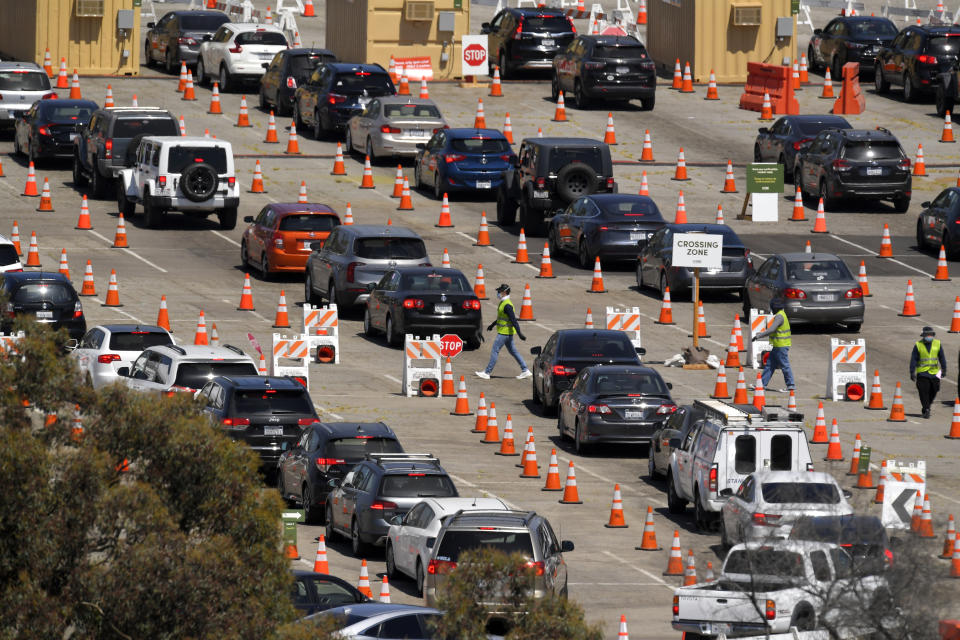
68 324 174 388
345 97 447 163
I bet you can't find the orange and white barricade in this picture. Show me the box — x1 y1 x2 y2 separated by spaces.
303 303 339 364
605 306 642 353
747 308 774 369
826 338 867 402
881 460 927 530
402 334 443 398
272 333 310 390
0 332 23 354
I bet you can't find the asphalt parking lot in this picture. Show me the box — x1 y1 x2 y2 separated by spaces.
5 0 960 636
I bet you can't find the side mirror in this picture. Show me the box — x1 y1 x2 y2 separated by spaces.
146 21 155 28
202 34 212 41
262 63 270 69
560 540 575 552
327 478 341 488
243 215 254 223
921 201 931 208
758 127 769 134
415 143 426 150
116 366 130 377
666 382 673 390
365 282 376 292
668 437 681 448
310 241 324 251
481 22 491 31
635 347 646 356
842 489 853 499
719 488 734 497
530 346 542 355
814 28 822 35
64 339 79 351
388 515 402 526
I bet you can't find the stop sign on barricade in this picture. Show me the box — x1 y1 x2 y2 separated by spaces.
440 334 464 358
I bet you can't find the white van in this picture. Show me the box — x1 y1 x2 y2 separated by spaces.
666 399 814 531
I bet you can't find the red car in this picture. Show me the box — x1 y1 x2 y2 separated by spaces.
241 203 341 278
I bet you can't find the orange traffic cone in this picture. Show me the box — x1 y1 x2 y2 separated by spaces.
249 159 267 193
951 297 960 333
552 92 567 121
792 60 801 90
733 367 748 404
234 95 251 126
388 56 397 83
721 160 737 192
542 449 562 491
103 269 122 307
25 231 41 267
182 72 196 100
42 48 53 76
663 530 684 575
178 115 186 136
605 484 628 528
847 433 862 475
520 433 540 478
910 491 924 533
450 376 473 416
112 214 128 248
914 144 926 176
671 59 682 90
635 506 660 550
672 148 689 181
79 260 95 295
943 111 956 143
356 560 373 597
811 402 828 442
856 446 876 489
725 327 741 368
537 243 555 278
474 264 488 299
879 223 893 257
941 515 957 558
866 370 886 410
273 290 291 328
55 58 69 89
683 550 697 586
514 229 530 263
559 461 582 504
22 162 38 196
899 280 919 316
193 310 209 345
874 460 889 504
205 82 221 114
209 322 220 346
263 111 279 143
156 295 171 332
441 358 455 397
378 575 391 603
887 382 907 422
312 535 329 573
705 70 719 100
640 129 653 161
799 53 809 83
948 537 960 579
302 0 315 16
858 261 871 296
656 288 675 324
57 248 69 279
518 283 536 321
482 402 500 443
435 193 453 227
497 419 518 456
488 66 505 98
103 84 115 108
820 67 835 98
617 615 630 640
946 398 960 439
391 165 404 198
397 67 410 95
636 0 647 23
419 77 429 99
760 92 773 120
176 61 187 92
639 171 650 195
473 98 487 128
237 273 255 311
473 392 488 433
733 314 745 352
35 178 54 211
258 352 267 375
603 113 617 144
711 363 730 399
69 70 82 99
359 156 375 188
752 372 766 410
933 246 951 281
787 389 798 412
791 185 806 221
824 418 844 461
587 257 607 293
474 212 492 246
811 198 828 233
285 122 301 154
693 300 709 338
75 195 93 229
584 307 594 328
331 142 347 175
674 191 688 223
297 180 308 204
503 112 514 143
680 61 694 93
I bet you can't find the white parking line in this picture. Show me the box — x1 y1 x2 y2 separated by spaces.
929 489 960 506
830 234 934 279
555 453 667 509
617 301 726 350
314 403 345 420
383 373 402 384
89 231 168 273
446 473 521 510
91 297 142 322
600 550 673 591
210 230 241 247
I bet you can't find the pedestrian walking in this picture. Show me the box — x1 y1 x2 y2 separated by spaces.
752 298 795 392
476 284 531 380
910 326 946 419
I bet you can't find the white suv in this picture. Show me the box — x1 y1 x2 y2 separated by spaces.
117 344 258 394
0 61 57 126
0 234 23 273
196 23 289 92
117 136 240 229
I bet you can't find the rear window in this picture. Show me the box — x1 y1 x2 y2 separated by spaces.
112 117 179 138
167 146 229 174
786 260 853 281
12 283 75 304
770 434 792 471
288 54 332 80
450 137 511 153
725 549 805 577
927 35 960 56
230 389 314 415
548 147 603 173
795 119 851 135
383 103 441 119
354 237 427 260
762 482 841 504
41 104 95 123
0 71 51 91
560 335 635 359
596 199 663 219
435 530 535 562
594 44 649 59
521 16 571 33
399 272 472 293
292 576 359 609
849 21 898 37
278 214 339 232
842 141 902 161
380 473 457 498
180 14 230 30
235 30 288 46
325 436 403 459
332 72 394 96
0 245 19 267
108 331 172 351
590 372 668 395
734 436 756 474
174 362 258 389
792 518 886 545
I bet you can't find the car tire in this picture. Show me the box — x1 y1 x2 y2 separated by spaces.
303 483 322 524
945 233 960 260
117 182 136 217
720 519 731 549
903 73 916 103
276 92 291 117
258 87 268 111
548 227 561 256
144 41 154 67
144 193 165 229
893 194 910 214
351 518 368 557
414 159 423 190
742 290 752 319
313 110 324 141
180 162 218 202
556 162 598 203
466 333 482 350
875 64 890 94
325 504 337 540
574 80 589 110
386 314 401 347
846 322 862 333
327 281 340 307
240 240 249 269
577 239 592 270
753 144 762 162
694 490 710 532
496 189 517 227
91 164 109 199
574 421 589 455
807 44 819 73
831 56 843 87
219 207 237 230
416 560 425 598
533 376 543 405
344 127 354 155
385 544 398 580
305 272 322 306
363 308 376 336
636 263 645 290
219 64 231 93
658 271 669 300
27 141 37 167
498 50 509 80
937 85 955 118
433 171 443 201
819 178 835 211
13 134 22 157
365 137 378 164
667 473 686 514
196 58 207 87
794 166 806 200
72 154 88 187
294 103 305 132
648 454 660 479
551 74 561 102
519 198 546 237
165 49 177 74
639 94 655 111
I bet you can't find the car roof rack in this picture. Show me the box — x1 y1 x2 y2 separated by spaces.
222 344 246 356
449 509 537 524
694 399 803 425
164 344 187 356
367 453 439 465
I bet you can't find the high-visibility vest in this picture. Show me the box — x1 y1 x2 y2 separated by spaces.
916 339 941 375
496 299 516 336
770 310 791 348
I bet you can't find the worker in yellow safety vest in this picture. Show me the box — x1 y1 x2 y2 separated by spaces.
910 326 946 419
476 284 530 380
752 298 795 392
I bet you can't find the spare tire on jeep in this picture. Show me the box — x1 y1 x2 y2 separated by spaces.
180 162 219 202
556 162 599 203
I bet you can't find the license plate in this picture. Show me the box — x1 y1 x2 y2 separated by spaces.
36 310 53 320
259 53 275 59
707 623 732 635
816 293 835 302
264 426 283 436
407 129 427 137
542 38 555 47
624 410 644 419
476 180 492 189
707 268 721 274
299 241 308 251
434 303 452 313
866 167 882 176
69 133 79 142
616 66 630 74
629 232 646 241
534 189 550 198
358 97 370 106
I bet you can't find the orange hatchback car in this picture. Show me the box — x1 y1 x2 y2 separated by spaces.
241 203 341 278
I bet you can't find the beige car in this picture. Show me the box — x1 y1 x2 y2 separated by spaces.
345 96 447 163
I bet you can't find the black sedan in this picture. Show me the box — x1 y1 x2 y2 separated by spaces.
363 267 482 349
548 194 666 268
742 252 864 331
558 365 674 454
13 99 98 164
753 115 851 179
290 570 371 615
0 271 86 340
648 403 703 480
530 329 644 413
807 15 898 79
917 187 960 259
551 34 656 110
143 10 230 72
259 47 337 116
636 224 752 299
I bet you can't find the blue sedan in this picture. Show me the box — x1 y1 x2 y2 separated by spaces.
413 127 515 200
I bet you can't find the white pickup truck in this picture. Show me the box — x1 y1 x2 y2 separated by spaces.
671 541 887 639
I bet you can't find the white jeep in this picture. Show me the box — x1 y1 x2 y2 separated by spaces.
117 136 240 229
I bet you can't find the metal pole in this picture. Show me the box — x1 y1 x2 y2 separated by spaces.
692 267 700 349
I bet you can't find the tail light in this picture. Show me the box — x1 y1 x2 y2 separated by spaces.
444 153 466 163
73 301 84 319
524 560 545 576
432 126 449 133
500 154 513 161
584 61 604 70
752 512 782 526
178 36 198 45
657 403 678 415
792 137 812 150
315 457 345 471
403 298 424 309
587 404 611 414
380 125 401 134
328 93 346 104
832 158 850 170
765 599 776 620
672 595 680 616
5 302 14 318
462 299 481 310
806 462 815 471
37 125 51 137
158 175 167 188
369 499 398 510
228 44 243 53
535 177 546 188
97 353 121 364
885 548 894 567
42 92 57 100
899 157 912 170
297 418 315 426
567 16 576 32
552 365 576 376
104 138 113 159
708 463 718 496
222 417 251 427
845 286 863 299
783 287 806 299
272 232 284 249
227 176 236 187
427 559 457 574
293 376 307 388
513 19 524 39
345 261 360 282
286 76 297 89
606 177 615 189
917 54 937 64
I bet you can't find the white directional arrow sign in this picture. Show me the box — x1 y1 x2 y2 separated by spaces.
882 480 925 529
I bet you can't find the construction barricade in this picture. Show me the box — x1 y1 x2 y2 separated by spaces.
303 303 339 364
748 308 774 369
832 62 865 115
739 62 799 117
826 338 867 402
272 333 310 390
880 459 926 530
605 306 642 353
0 332 23 353
402 334 443 398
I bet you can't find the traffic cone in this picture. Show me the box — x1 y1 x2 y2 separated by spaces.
482 403 500 443
693 300 709 338
711 363 730 399
725 328 741 368
79 260 95 295
680 61 694 93
636 0 647 23
656 288 675 324
672 148 689 181
824 418 844 461
419 77 429 99
75 195 93 229
888 382 907 422
177 61 187 92
899 280 919 316
57 248 69 279
559 461 582 504
388 57 397 83
179 115 186 136
640 129 653 161
820 67 835 98
933 246 951 281
957 167 960 187
237 273 255 311
25 232 41 267
206 82 222 114
112 214 128 248
879 224 893 257
946 398 960 439
104 84 115 108
397 67 410 96
42 48 53 76
683 550 697 586
552 92 567 122
856 444 876 489
258 352 267 375
518 283 536 321
951 538 960 578
69 70 81 99
520 433 540 478
35 178 54 211
671 59 682 89
435 193 453 227
450 376 473 416
377 575 391 603
249 159 267 193
603 113 617 144
542 450 562 491
293 181 307 204
791 185 806 221
209 323 219 346
441 357 455 396
721 160 737 192
489 66 503 97
537 127 543 138
193 311 209 345
866 370 886 410
858 261 871 296
910 491 924 533
22 162 38 196
497 419 518 456
811 198 828 233
874 459 889 503
799 53 810 83
330 143 347 175
302 0 315 16
733 314 745 352
356 560 373 597
792 60 801 90
942 111 956 143
473 98 487 128
262 110 279 143
587 257 607 293
635 506 660 550
617 615 629 640
752 372 765 410
537 243 555 278
55 58 68 89
391 166 404 198
503 112 514 144
474 264 488 299
584 307 594 328
605 484 628 528
787 389 798 412
273 290 291 328
285 122 301 154
812 402 828 442
663 531 684 575
473 211 493 246
942 515 957 558
514 229 530 263
156 295 171 332
914 144 926 176
473 392 487 433
310 534 329 573
733 367 748 404
359 156 375 188
182 71 196 100
950 297 960 333
847 433 862 475
674 191 688 223
103 269 122 307
760 92 773 120
639 171 650 196
705 70 719 100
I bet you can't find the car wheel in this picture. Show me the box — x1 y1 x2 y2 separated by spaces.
386 314 401 347
344 127 354 154
416 560 425 598
219 64 231 93
385 544 398 579
533 376 543 405
496 189 517 227
548 227 560 256
240 241 249 269
903 73 916 103
574 80 589 109
498 50 509 80
543 389 557 416
551 74 561 102
117 182 136 217
294 103 305 132
937 85 955 118
945 232 960 260
433 171 443 200
819 178 835 211
72 154 88 187
807 44 819 72
694 490 710 532
846 322 862 333
720 518 731 549
260 253 272 281
414 159 423 189
165 49 177 74
327 281 339 307
875 65 890 94
742 290 752 319
639 94 655 111
915 220 927 251
794 166 805 200
219 207 237 230
363 308 376 336
577 239 592 269
91 164 109 198
305 272 322 306
892 194 910 214
351 518 368 557
144 42 154 67
667 473 686 514
556 163 597 203
314 110 324 141
144 194 164 229
13 133 22 157
648 454 660 479
636 263 645 290
658 271 669 300
258 87 268 111
753 144 762 162
574 422 589 455
325 504 336 540
196 58 206 86
832 56 843 86
27 141 36 167
366 137 376 165
301 483 320 523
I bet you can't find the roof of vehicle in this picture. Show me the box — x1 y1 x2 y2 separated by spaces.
289 569 364 583
728 540 842 555
831 127 900 141
99 107 176 116
389 266 466 277
781 114 851 124
145 344 253 361
36 98 99 109
834 15 896 23
665 223 740 237
325 62 388 74
414 497 511 517
306 603 440 622
284 47 336 57
791 514 886 535
905 23 960 34
222 22 286 33
444 509 539 528
522 137 608 148
1 271 73 285
210 375 310 390
306 421 397 438
508 7 568 17
167 9 228 18
779 252 844 262
378 96 437 106
553 328 636 340
266 203 338 216
333 224 420 238
0 61 43 71
579 363 660 376
444 127 510 140
141 135 232 147
90 324 169 334
750 470 840 485
584 193 661 207
363 453 443 473
580 34 643 45
694 399 805 426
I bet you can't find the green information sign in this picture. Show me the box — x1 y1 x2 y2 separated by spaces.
133 0 141 6
454 0 462 8
791 0 800 15
746 163 785 194
858 447 872 474
281 509 304 558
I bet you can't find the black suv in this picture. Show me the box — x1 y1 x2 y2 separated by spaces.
1 272 86 340
143 10 230 73
293 63 395 139
875 24 960 102
794 127 911 212
277 421 404 523
197 375 319 476
551 35 656 109
260 48 337 116
807 16 898 79
497 137 615 236
481 8 576 78
73 107 180 198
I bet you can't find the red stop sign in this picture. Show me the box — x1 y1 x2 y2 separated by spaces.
464 43 487 66
439 334 464 358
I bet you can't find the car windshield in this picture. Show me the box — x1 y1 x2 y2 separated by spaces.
291 576 359 609
0 245 20 267
380 473 456 498
383 103 441 119
113 118 179 138
174 362 258 389
231 389 313 415
289 54 332 81
279 214 339 232
332 73 394 96
928 35 960 56
561 335 635 359
596 198 663 220
591 372 668 395
12 283 75 304
435 530 535 563
842 141 902 161
179 14 229 30
849 21 898 37
325 436 403 459
786 260 852 281
235 30 288 45
762 482 841 504
399 272 472 293
167 146 229 173
0 71 51 91
548 147 603 173
522 16 571 32
354 237 427 260
795 119 851 135
450 137 511 153
594 44 648 59
108 331 172 351
41 104 96 123
724 549 806 577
